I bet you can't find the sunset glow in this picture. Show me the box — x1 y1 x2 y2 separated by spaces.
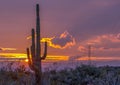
0 53 27 58
0 53 68 62
77 56 120 61
25 59 29 62
0 52 120 62
0 0 120 66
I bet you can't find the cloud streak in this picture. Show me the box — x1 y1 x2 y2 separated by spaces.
0 47 16 51
78 33 120 57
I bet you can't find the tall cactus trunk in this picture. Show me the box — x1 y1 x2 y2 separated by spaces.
35 71 41 85
26 4 47 85
35 4 41 85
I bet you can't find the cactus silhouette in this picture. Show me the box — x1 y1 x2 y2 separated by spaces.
26 4 47 85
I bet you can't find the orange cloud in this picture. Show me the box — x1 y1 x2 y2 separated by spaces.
28 31 76 49
78 33 120 52
86 34 120 45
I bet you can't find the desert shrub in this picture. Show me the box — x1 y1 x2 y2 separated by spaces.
0 63 120 85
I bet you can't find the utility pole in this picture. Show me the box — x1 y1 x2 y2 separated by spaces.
88 45 91 65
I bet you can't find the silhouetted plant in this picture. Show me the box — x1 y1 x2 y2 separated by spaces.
26 4 47 85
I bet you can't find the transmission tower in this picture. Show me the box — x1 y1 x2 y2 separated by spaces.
88 45 91 65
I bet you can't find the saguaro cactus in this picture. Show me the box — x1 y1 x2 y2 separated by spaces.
26 4 47 85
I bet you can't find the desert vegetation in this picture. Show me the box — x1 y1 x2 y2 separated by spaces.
0 63 120 85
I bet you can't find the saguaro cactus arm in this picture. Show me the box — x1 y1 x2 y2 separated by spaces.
26 48 31 65
26 48 34 70
27 47 38 71
41 42 47 60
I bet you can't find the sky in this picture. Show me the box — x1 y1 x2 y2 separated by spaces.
0 0 120 65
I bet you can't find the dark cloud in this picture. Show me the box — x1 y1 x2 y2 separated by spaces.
67 1 120 42
51 31 75 49
40 0 120 43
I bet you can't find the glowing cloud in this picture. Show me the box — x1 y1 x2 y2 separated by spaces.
28 31 76 49
0 47 16 51
77 56 120 61
0 53 27 58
